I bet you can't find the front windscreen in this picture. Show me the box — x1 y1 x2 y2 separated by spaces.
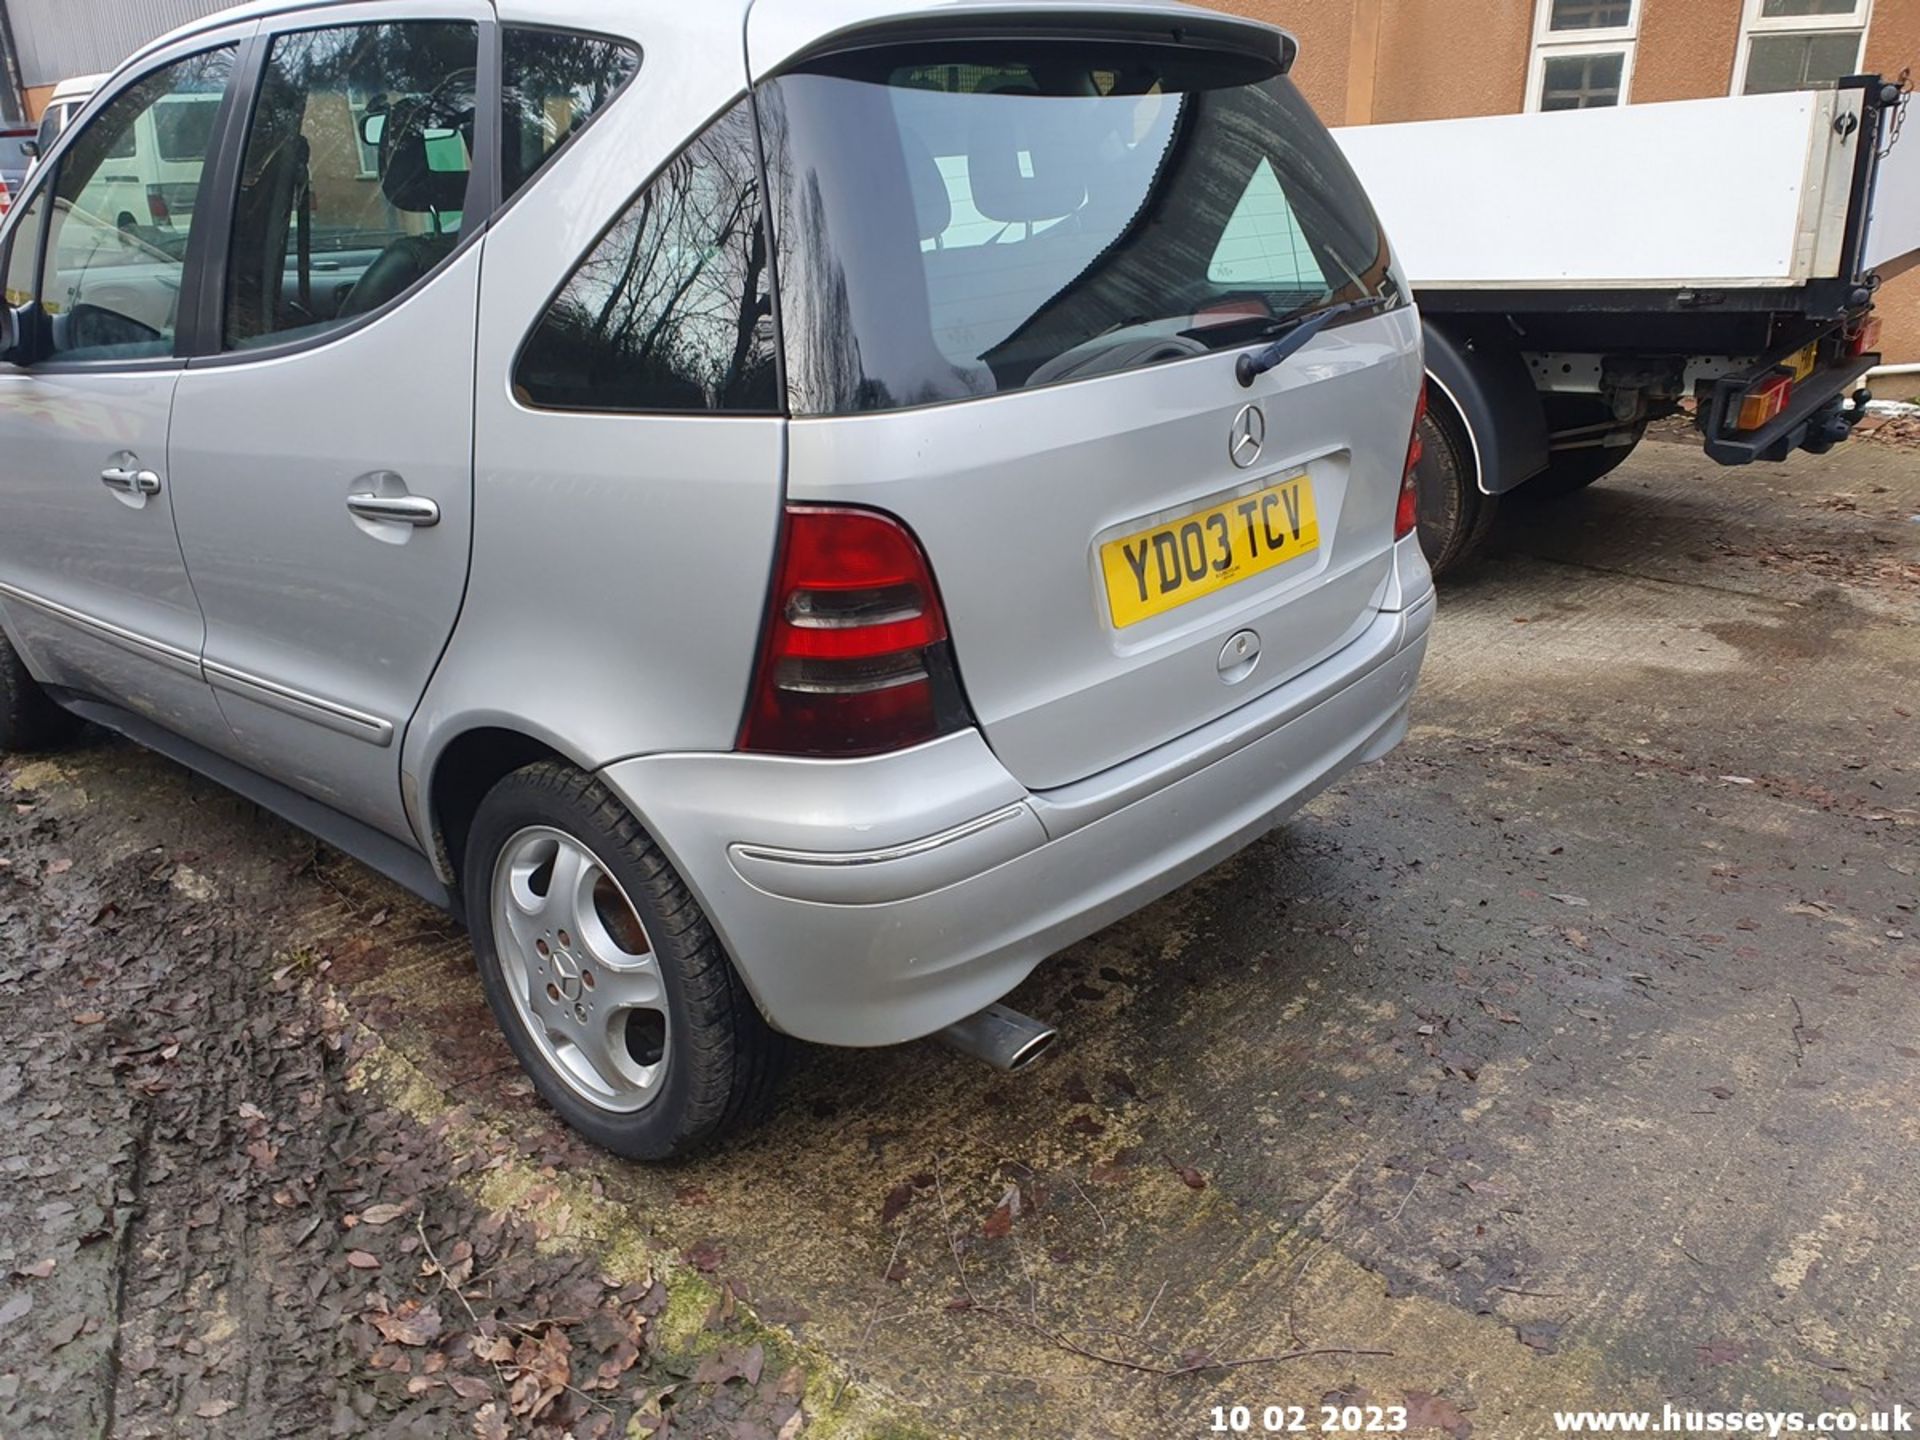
757 40 1394 415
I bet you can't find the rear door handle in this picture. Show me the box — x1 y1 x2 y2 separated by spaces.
346 493 440 527
100 465 162 496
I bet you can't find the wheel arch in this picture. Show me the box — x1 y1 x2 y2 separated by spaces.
1423 318 1551 497
420 723 595 898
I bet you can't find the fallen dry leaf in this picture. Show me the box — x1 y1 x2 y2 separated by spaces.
369 1303 442 1347
358 1202 408 1227
1166 1158 1207 1191
1697 1336 1749 1366
879 1181 915 1226
1404 1389 1471 1437
345 1250 381 1270
982 1184 1021 1239
694 1342 765 1387
195 1398 238 1419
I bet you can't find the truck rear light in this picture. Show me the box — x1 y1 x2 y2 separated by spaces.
1849 316 1883 358
739 505 973 758
1736 373 1793 431
146 185 170 226
1395 382 1428 540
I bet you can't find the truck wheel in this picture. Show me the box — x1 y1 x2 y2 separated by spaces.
1521 425 1645 500
1414 388 1499 577
463 761 785 1160
0 630 80 754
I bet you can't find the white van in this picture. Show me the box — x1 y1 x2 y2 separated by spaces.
26 74 106 181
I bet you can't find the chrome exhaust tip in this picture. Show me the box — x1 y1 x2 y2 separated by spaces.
937 1002 1058 1072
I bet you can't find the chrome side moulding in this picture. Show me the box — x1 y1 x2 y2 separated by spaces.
0 580 202 680
203 661 395 747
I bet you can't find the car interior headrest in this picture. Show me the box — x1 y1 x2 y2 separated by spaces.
899 126 952 243
378 92 473 214
965 86 1085 226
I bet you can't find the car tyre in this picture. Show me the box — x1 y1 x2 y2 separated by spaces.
1413 391 1499 578
463 761 784 1160
0 630 80 754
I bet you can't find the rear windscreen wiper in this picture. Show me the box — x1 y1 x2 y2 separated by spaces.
1234 292 1397 388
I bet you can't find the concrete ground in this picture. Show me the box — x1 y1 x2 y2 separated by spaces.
1 428 1916 1439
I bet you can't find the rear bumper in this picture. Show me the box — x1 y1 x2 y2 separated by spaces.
1701 351 1875 465
600 586 1434 1048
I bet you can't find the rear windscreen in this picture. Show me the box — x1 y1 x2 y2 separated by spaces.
757 41 1393 416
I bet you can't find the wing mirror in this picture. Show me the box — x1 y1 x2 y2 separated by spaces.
19 138 36 160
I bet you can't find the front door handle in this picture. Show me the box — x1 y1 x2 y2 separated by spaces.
347 493 440 527
101 465 162 496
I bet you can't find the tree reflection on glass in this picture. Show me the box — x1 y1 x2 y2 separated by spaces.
516 99 776 414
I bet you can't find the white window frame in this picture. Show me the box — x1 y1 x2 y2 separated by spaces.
1527 0 1641 112
1730 0 1873 97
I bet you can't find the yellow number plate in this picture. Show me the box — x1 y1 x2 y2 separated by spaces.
1099 475 1320 629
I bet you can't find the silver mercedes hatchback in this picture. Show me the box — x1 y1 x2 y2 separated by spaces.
0 0 1433 1156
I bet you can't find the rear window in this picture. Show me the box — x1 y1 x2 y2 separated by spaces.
153 95 220 162
756 41 1393 416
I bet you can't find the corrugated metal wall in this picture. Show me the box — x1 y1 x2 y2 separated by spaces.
5 0 232 89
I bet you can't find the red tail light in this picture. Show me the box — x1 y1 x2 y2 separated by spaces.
0 174 11 219
1849 315 1883 358
146 185 170 226
1395 382 1428 540
739 505 972 757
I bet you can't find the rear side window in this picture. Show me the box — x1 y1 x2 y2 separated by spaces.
513 97 777 413
501 28 639 201
757 43 1392 415
223 20 480 349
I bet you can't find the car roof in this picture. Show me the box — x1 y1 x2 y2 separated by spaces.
141 0 1289 83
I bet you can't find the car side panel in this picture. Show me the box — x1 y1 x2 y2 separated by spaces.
407 17 782 856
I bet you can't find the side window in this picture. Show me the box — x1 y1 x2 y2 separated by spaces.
1208 159 1329 291
514 98 776 414
224 20 480 349
501 28 639 202
42 48 234 362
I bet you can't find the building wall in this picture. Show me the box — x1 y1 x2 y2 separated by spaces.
1862 0 1920 364
1209 0 1358 121
1634 0 1744 104
6 0 230 92
1370 0 1533 123
1227 0 1919 362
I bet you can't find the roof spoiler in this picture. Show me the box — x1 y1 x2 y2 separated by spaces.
748 2 1296 83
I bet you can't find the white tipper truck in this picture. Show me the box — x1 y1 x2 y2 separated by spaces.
1335 75 1920 573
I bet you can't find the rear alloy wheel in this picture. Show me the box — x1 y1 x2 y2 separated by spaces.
1412 388 1499 578
0 630 80 754
464 762 783 1159
491 826 672 1114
